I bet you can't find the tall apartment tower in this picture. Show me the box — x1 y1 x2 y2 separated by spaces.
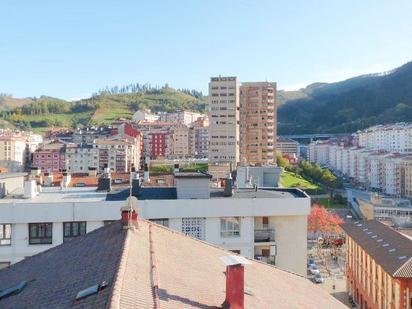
208 76 240 165
239 82 277 166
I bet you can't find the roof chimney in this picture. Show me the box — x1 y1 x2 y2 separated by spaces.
143 163 150 183
97 169 111 192
224 173 233 197
131 172 141 196
121 196 139 229
220 255 250 309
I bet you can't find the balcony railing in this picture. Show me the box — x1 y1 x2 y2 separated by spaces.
254 255 276 265
254 229 275 242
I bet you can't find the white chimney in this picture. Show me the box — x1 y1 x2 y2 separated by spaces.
143 163 150 183
24 180 38 199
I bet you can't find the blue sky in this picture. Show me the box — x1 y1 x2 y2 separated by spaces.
1 0 412 100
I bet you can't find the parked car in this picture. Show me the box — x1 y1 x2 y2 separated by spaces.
307 258 316 267
308 264 320 275
314 273 324 284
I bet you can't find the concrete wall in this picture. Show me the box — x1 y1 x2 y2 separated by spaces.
0 175 25 198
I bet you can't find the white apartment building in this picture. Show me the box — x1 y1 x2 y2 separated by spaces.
0 131 42 172
357 123 412 153
131 110 160 123
0 177 310 276
193 123 209 158
308 141 329 166
328 144 339 171
65 144 99 173
367 152 388 190
208 76 240 165
356 150 374 184
380 154 405 196
159 111 204 125
277 138 299 156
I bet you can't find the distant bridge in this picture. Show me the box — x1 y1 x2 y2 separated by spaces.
280 133 349 140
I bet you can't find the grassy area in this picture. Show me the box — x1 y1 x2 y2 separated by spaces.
90 102 133 125
316 197 347 208
280 171 319 190
150 163 208 173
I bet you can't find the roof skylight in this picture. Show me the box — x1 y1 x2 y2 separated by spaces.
399 256 408 260
0 281 27 300
75 281 108 301
389 248 396 252
382 243 389 247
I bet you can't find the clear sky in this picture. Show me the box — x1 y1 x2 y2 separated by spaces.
1 0 412 100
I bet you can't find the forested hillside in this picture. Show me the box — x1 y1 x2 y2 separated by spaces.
0 84 206 133
278 61 412 134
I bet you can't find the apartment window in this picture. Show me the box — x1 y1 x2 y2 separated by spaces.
221 217 240 237
262 217 269 229
0 224 11 245
182 217 205 240
29 223 52 244
63 222 86 242
150 218 169 227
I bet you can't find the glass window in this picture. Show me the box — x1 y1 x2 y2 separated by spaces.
63 222 86 242
0 224 11 245
221 217 240 237
29 223 52 244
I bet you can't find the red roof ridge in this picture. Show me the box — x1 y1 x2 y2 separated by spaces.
149 224 160 308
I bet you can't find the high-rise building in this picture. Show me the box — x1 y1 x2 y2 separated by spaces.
208 76 239 165
239 82 277 166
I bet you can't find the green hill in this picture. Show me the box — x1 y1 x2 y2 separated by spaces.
278 61 412 134
0 86 207 133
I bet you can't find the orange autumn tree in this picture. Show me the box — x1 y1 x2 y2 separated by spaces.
308 204 344 235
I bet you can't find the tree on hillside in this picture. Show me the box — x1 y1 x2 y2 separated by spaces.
308 204 344 235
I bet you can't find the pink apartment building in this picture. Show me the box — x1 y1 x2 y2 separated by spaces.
33 141 66 172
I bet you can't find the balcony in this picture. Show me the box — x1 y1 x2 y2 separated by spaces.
254 229 275 243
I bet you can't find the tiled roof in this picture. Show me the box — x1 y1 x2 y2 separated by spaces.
341 220 412 278
0 220 345 308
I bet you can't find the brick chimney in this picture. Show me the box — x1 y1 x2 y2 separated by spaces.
120 196 139 229
220 255 250 309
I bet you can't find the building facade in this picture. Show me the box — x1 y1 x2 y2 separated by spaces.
277 138 299 156
239 82 277 166
33 141 66 172
208 76 239 165
342 220 412 309
0 183 310 276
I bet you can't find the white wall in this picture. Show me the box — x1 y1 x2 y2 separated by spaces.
0 195 310 275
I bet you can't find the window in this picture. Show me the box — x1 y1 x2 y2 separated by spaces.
0 224 11 245
221 217 240 237
29 223 52 244
182 218 205 240
150 218 169 227
262 217 269 228
63 222 86 242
